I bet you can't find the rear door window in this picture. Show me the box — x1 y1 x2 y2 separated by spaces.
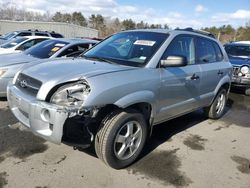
196 37 217 63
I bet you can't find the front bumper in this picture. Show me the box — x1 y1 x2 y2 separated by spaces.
232 76 250 88
0 77 12 97
7 84 68 144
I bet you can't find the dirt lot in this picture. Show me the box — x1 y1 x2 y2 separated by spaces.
0 92 249 188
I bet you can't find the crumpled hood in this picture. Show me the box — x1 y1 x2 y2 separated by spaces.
22 58 136 84
0 53 37 67
229 56 250 66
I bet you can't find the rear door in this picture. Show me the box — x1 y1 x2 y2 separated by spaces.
195 37 225 106
155 34 202 123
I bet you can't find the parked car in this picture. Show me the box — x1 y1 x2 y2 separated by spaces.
7 28 232 169
0 29 63 45
224 41 250 95
0 38 98 96
0 36 50 55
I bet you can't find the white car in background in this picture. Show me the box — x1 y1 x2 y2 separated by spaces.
0 36 51 55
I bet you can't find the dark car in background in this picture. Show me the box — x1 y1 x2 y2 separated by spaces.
0 29 64 45
224 41 250 95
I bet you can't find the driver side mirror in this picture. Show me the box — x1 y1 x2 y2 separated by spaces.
160 55 188 68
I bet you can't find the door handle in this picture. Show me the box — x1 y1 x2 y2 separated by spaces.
218 70 224 75
190 74 200 80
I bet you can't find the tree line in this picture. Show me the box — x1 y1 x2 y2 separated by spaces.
0 3 249 42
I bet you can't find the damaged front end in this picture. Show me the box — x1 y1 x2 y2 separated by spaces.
8 78 101 148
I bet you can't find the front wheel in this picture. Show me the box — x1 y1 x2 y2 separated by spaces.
204 89 227 119
95 109 148 169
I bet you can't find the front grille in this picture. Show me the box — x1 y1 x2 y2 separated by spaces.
232 66 240 76
15 73 42 96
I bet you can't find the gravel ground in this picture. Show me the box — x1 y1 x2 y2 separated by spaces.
0 92 249 188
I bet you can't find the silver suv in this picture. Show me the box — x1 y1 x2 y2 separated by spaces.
7 28 232 169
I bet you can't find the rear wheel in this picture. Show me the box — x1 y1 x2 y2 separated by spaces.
95 109 148 169
204 89 227 119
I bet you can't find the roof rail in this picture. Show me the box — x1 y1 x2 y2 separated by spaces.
175 27 216 39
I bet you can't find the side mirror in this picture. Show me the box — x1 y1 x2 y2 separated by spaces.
160 55 188 68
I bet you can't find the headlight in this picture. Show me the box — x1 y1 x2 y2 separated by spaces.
50 81 91 107
240 66 249 74
0 69 7 77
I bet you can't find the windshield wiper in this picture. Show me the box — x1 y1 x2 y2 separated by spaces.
82 55 116 64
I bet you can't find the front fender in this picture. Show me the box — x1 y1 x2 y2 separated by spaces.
114 90 156 110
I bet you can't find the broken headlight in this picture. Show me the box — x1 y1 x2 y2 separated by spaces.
50 81 91 107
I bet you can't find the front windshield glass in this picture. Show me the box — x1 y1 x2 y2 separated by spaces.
225 45 250 58
1 32 17 40
84 31 168 67
0 37 28 48
25 40 69 59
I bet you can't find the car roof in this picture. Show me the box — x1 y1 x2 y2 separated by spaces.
121 28 217 41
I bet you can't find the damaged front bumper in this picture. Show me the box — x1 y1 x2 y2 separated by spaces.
7 84 94 147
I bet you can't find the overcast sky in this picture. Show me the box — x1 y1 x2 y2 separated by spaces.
1 0 250 28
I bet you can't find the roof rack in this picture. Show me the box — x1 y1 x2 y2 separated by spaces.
175 27 216 39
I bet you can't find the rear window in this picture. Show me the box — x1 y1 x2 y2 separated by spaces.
25 40 69 59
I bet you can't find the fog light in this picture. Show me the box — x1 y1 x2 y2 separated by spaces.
41 109 50 122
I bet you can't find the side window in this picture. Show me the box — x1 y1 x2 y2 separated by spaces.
17 32 32 36
213 42 224 61
35 32 49 37
57 45 78 57
161 35 195 65
58 44 90 57
50 33 63 38
196 38 217 63
33 38 49 45
17 39 36 51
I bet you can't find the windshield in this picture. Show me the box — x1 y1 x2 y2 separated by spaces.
84 31 168 67
1 32 17 40
0 37 28 48
225 44 250 58
25 40 69 59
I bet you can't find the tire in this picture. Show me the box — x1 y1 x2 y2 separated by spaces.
95 109 148 169
204 89 227 119
245 88 250 96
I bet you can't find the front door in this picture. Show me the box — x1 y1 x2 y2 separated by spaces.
155 35 201 123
